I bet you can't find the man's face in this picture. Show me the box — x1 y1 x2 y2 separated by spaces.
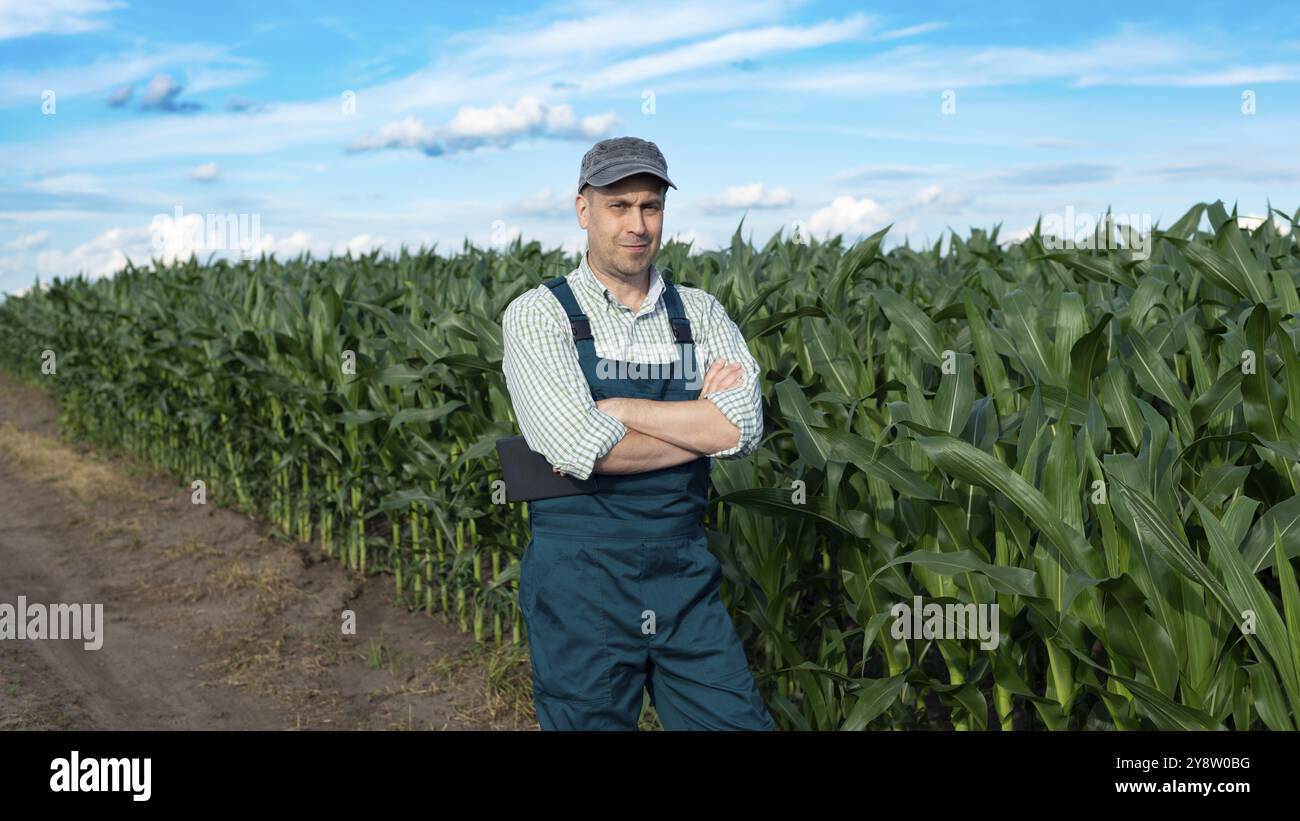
575 173 664 281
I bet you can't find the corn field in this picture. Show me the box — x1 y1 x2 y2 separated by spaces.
2 199 1300 730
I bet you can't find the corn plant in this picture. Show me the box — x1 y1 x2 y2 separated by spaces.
2 200 1298 730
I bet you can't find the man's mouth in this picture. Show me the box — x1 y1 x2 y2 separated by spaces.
623 243 647 251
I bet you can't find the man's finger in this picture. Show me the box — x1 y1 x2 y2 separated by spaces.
700 360 724 393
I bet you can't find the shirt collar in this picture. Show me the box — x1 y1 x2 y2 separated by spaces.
577 250 662 315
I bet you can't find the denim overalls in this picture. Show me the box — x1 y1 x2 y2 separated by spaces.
518 275 775 731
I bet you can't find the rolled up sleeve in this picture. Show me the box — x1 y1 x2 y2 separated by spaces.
501 292 626 480
698 293 763 459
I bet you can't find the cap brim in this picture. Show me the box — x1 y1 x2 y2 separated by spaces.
585 162 677 190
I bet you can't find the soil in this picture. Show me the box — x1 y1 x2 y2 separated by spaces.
0 371 537 730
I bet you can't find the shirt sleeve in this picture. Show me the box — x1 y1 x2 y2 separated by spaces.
696 292 764 459
500 290 627 480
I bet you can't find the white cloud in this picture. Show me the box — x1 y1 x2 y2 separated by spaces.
22 216 317 283
1237 215 1292 234
0 0 122 40
1000 225 1037 246
331 233 387 256
807 196 891 240
494 224 522 246
909 184 943 207
139 75 179 107
348 94 620 155
251 230 315 257
919 187 971 211
34 225 142 280
698 182 793 212
6 230 50 250
5 283 42 298
140 73 200 112
347 115 432 152
189 162 220 182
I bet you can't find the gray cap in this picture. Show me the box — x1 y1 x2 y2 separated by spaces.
578 136 677 193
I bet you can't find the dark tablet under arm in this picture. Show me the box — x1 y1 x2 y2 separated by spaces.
494 435 598 502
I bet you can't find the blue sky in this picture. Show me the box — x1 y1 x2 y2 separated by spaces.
3 0 1300 296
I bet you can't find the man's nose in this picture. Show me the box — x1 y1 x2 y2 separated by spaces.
627 209 647 234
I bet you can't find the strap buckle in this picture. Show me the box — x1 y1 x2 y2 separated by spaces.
569 317 593 341
670 317 693 343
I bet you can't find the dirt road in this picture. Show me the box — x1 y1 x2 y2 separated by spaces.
0 372 535 730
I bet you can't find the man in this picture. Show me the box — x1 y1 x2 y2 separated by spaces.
501 136 775 731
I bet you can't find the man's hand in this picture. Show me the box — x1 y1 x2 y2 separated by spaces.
699 358 744 395
595 359 746 456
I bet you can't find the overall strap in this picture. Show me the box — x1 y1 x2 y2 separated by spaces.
660 279 697 381
543 276 598 364
660 278 694 343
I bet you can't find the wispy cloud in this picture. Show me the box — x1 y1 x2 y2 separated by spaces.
1073 65 1300 87
0 43 230 107
444 0 801 60
184 64 263 94
992 162 1116 187
0 0 122 40
873 21 945 41
579 13 873 93
1137 161 1300 185
23 172 109 194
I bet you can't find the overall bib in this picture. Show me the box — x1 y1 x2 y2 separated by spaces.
518 276 775 731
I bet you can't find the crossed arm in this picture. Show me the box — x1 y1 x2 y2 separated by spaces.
501 287 763 480
591 360 745 474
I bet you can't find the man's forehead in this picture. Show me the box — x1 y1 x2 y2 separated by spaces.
591 173 664 199
594 186 663 204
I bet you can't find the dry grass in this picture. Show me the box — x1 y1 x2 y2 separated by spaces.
0 423 144 504
161 537 223 562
